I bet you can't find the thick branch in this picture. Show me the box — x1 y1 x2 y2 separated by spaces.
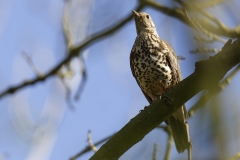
188 64 240 117
89 38 240 160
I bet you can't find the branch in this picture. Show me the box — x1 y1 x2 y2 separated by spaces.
163 128 172 160
197 0 228 8
152 143 158 160
182 9 226 43
22 52 43 77
0 4 144 100
190 48 221 54
70 133 114 160
87 131 98 152
188 64 240 117
89 38 240 160
142 0 239 38
74 57 87 100
177 0 228 32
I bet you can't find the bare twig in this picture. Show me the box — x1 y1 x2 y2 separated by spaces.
59 77 75 110
152 143 158 160
74 57 87 100
22 52 43 77
182 9 226 43
164 137 172 160
197 0 228 8
176 0 228 32
87 131 98 152
190 48 221 54
177 55 186 60
62 0 72 47
70 133 115 160
194 36 216 43
163 127 172 160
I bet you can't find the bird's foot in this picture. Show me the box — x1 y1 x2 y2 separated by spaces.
161 93 173 106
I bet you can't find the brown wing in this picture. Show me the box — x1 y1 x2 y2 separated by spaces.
162 40 182 82
160 40 188 117
161 40 191 153
130 50 153 104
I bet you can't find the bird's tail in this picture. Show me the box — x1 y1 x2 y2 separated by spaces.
167 106 192 159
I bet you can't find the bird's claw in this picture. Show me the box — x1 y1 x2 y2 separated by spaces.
161 94 173 106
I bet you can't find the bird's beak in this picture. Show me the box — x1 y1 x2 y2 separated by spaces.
132 10 139 17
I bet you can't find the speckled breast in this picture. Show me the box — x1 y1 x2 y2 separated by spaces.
131 33 173 98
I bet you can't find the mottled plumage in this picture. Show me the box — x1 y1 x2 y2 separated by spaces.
130 10 191 157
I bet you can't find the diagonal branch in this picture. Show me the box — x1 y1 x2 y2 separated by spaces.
188 64 240 117
0 4 144 100
197 0 228 8
89 38 240 160
142 0 239 38
163 127 173 160
70 133 115 160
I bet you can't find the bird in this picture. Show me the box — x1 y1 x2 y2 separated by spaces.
130 10 192 159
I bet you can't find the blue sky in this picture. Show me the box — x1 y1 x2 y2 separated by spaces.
0 0 240 160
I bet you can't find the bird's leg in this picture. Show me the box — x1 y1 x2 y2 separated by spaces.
160 90 173 106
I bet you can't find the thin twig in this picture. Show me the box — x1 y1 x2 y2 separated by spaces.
152 143 158 160
177 0 227 31
190 48 221 54
197 0 228 8
22 52 43 77
87 130 98 152
62 0 72 47
74 57 87 100
177 55 186 60
70 133 115 160
59 77 75 110
163 127 172 160
182 9 226 43
188 145 192 160
194 36 216 43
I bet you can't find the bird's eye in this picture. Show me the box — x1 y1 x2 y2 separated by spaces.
146 15 149 19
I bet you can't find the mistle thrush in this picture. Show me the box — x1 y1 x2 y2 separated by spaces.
130 10 192 157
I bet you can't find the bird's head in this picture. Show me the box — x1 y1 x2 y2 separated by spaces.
132 10 156 35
